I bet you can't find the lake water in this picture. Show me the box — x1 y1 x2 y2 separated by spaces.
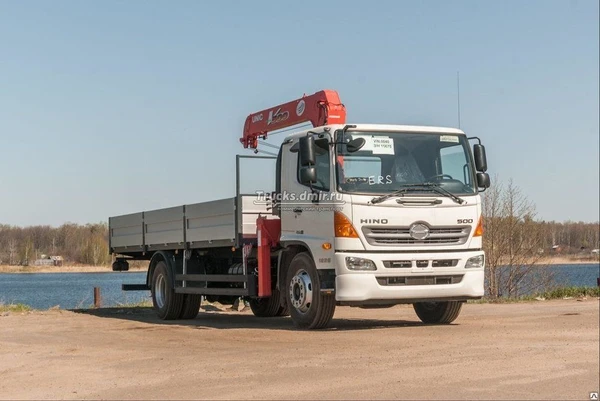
0 264 598 310
0 272 149 310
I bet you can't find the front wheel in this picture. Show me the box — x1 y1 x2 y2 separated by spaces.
413 301 463 324
286 253 335 329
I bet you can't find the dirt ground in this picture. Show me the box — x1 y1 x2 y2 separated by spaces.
1 300 598 400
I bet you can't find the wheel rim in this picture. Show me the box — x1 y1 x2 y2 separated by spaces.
289 269 313 314
155 274 166 309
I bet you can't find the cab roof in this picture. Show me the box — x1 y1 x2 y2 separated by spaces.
285 123 465 141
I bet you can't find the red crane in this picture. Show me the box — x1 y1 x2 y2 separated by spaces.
240 89 347 149
241 89 346 297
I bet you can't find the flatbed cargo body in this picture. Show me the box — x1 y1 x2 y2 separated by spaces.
109 195 276 255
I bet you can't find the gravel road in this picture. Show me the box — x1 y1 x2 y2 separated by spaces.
1 299 598 400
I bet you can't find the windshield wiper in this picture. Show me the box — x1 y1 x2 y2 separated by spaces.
420 183 465 204
369 188 410 205
370 183 465 205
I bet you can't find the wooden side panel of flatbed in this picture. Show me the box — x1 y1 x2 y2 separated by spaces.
109 196 275 255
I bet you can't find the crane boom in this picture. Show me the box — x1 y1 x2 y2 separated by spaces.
240 89 346 149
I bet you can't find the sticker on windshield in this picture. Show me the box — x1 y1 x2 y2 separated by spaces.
440 135 459 143
371 137 394 154
350 135 395 155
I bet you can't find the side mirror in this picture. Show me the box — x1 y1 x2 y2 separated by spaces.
476 172 490 189
300 166 317 185
347 137 366 153
299 135 316 166
315 138 329 150
473 144 488 172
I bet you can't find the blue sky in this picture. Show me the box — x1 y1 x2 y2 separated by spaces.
0 0 598 226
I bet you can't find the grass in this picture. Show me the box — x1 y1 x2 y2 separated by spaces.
2 286 597 312
537 286 599 299
469 286 600 303
0 303 33 313
114 300 153 308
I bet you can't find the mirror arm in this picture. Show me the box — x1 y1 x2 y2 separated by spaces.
342 124 357 134
467 136 482 144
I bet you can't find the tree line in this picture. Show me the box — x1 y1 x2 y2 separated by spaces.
0 223 110 266
482 178 599 298
0 180 598 271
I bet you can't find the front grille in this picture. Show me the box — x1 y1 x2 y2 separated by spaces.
432 259 459 267
383 259 460 268
363 225 470 246
383 260 412 268
376 275 464 286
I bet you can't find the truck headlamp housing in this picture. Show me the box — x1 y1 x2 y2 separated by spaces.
465 255 485 268
345 257 377 271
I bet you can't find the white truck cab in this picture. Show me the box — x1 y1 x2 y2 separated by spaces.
277 124 486 308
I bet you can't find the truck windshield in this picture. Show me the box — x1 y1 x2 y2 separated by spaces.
336 131 477 195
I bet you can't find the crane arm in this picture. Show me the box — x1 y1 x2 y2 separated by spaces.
240 89 346 149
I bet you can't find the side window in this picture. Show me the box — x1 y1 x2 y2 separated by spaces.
297 148 330 191
440 144 469 184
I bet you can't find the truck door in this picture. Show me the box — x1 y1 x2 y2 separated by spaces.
279 139 335 264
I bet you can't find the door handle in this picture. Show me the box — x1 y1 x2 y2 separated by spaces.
293 208 303 214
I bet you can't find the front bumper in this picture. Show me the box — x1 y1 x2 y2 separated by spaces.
333 250 485 302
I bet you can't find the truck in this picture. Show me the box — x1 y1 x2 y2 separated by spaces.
109 89 491 329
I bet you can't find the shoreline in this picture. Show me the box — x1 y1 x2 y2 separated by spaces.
0 256 597 274
0 265 147 274
534 257 599 266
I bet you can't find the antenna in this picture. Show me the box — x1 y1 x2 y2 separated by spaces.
457 71 461 129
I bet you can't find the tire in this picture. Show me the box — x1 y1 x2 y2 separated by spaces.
413 301 463 324
286 252 335 329
276 301 290 317
179 294 202 319
151 261 184 320
250 288 284 317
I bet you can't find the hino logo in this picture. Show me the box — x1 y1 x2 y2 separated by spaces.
360 219 388 224
409 223 430 240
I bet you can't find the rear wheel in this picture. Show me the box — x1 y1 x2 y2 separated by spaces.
250 288 285 317
151 261 184 320
413 301 463 324
179 294 202 319
286 252 335 329
276 301 290 317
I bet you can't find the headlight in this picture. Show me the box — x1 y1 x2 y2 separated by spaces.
465 255 485 268
345 257 377 271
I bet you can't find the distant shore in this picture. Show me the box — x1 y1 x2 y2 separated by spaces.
535 256 599 266
1 256 598 274
0 264 147 274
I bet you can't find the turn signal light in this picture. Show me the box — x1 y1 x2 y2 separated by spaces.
474 216 484 237
334 211 359 238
